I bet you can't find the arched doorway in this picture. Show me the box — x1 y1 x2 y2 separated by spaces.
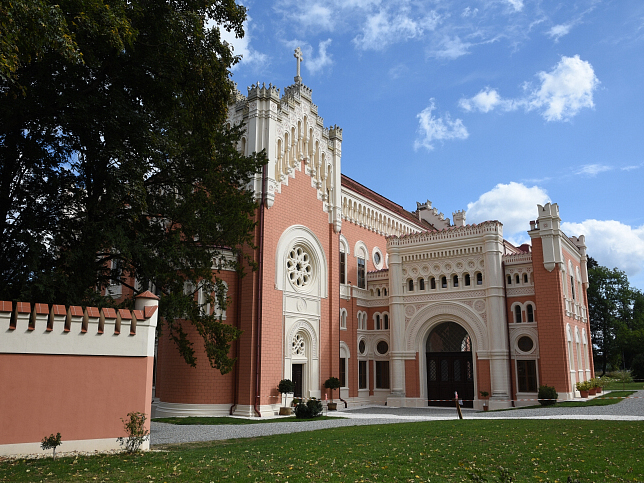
426 322 474 408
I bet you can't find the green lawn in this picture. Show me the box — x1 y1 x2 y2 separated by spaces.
602 381 644 391
2 420 643 482
153 415 345 425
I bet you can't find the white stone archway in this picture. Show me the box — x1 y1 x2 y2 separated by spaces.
404 302 488 403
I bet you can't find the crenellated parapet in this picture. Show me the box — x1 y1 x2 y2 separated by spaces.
0 292 158 358
388 221 503 248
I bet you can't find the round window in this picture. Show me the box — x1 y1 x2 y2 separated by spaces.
359 340 366 354
518 336 534 352
376 340 389 355
286 246 312 288
374 252 381 266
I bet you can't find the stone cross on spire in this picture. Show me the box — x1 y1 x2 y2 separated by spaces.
294 47 303 83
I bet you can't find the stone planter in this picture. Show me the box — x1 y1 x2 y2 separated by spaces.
580 390 589 398
279 407 292 416
327 402 337 411
483 405 489 412
589 388 597 396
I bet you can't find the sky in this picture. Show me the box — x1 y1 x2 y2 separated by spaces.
220 0 644 291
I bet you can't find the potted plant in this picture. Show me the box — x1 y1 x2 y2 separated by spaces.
278 379 295 415
590 378 601 395
576 380 590 398
324 377 341 410
479 390 490 411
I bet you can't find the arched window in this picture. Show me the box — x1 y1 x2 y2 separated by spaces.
377 288 381 296
465 273 471 286
375 314 381 330
430 277 436 289
419 278 425 291
514 305 522 323
383 288 387 296
476 273 483 285
507 275 512 285
526 304 534 322
383 314 389 330
441 276 447 288
340 309 347 330
570 276 575 300
408 279 414 291
515 274 520 284
523 273 528 283
453 275 459 287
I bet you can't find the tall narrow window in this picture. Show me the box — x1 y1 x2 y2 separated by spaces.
383 314 389 330
419 278 425 291
465 274 471 286
515 274 520 284
339 252 346 284
359 360 367 389
375 314 381 330
340 357 346 387
375 361 390 389
357 258 366 289
430 277 436 289
383 288 387 296
526 304 534 322
376 288 381 296
441 276 447 288
514 305 522 323
408 279 414 291
477 273 483 285
453 275 459 287
523 273 528 283
570 276 575 300
507 275 512 285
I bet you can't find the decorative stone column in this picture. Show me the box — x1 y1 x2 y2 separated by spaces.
388 246 406 397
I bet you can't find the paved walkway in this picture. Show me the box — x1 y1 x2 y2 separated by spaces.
150 390 644 446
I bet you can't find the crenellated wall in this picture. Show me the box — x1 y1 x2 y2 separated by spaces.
0 293 158 456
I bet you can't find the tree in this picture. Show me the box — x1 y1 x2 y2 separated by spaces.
587 260 642 375
0 0 266 372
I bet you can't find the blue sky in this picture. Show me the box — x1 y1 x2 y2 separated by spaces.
221 0 644 291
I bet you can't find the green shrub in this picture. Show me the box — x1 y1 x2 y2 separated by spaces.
294 398 323 419
608 369 633 383
41 433 62 459
278 379 295 395
117 412 149 453
538 385 558 406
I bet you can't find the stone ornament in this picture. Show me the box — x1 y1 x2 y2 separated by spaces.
287 246 312 288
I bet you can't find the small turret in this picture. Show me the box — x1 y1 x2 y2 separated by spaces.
453 210 466 227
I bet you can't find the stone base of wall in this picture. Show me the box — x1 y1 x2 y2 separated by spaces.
0 437 148 457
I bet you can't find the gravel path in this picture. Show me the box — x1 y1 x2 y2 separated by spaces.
151 390 644 446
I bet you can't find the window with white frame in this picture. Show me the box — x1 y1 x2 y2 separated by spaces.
340 308 347 330
375 313 381 330
383 313 389 330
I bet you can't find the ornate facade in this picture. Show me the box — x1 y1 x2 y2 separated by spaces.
153 51 594 416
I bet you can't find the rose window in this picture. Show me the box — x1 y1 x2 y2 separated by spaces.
292 333 306 356
287 246 312 288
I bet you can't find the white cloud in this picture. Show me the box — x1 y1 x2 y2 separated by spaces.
562 220 644 277
353 9 439 50
528 55 599 121
458 87 516 113
459 55 599 122
506 0 524 12
414 99 468 151
429 36 473 59
217 16 268 68
462 7 478 18
305 39 333 74
467 182 550 236
622 164 642 171
575 164 612 176
546 23 573 41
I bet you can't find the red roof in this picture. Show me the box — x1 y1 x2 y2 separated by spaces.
341 175 434 231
